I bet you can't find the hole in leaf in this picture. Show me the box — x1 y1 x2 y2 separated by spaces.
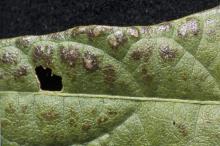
35 66 62 91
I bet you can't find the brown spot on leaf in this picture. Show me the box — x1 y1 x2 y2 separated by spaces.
139 26 150 35
14 65 28 78
67 108 78 127
178 19 199 37
86 27 96 38
93 26 112 37
49 32 64 40
68 118 77 127
1 52 18 64
160 46 176 60
127 27 139 38
82 122 92 131
107 31 127 49
205 19 217 36
142 68 153 82
71 26 88 37
130 47 152 61
181 72 188 81
16 37 35 48
158 23 172 32
60 46 80 67
33 46 43 58
107 108 118 116
87 26 110 38
174 122 188 137
102 65 116 84
5 103 16 113
33 45 53 66
91 108 97 115
131 50 143 60
1 118 11 128
16 38 29 48
73 26 112 38
83 51 99 71
21 105 28 113
40 108 59 121
68 107 78 116
206 29 216 36
97 116 108 125
206 19 216 25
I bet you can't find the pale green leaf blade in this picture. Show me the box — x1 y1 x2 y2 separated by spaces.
1 6 220 146
1 92 220 146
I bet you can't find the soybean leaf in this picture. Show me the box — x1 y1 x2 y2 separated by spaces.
1 6 220 146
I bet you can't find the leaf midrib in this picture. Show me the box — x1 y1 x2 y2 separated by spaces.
1 91 220 105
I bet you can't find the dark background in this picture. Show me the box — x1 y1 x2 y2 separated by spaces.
0 0 219 39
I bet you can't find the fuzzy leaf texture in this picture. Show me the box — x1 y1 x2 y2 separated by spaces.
1 7 220 146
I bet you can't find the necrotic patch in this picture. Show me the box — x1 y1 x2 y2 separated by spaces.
107 31 127 49
159 46 176 60
130 47 152 61
33 45 54 66
178 19 199 37
127 27 139 38
158 23 171 32
1 51 18 64
83 51 99 71
14 65 28 78
102 65 116 84
60 46 80 67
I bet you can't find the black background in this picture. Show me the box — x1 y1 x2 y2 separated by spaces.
0 0 219 38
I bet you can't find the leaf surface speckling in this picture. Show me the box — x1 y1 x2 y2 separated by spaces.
1 7 220 146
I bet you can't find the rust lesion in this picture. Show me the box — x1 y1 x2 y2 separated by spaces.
130 46 152 61
48 32 65 40
82 122 92 131
1 118 12 128
126 27 140 38
15 36 38 49
71 26 112 38
1 51 18 64
60 46 80 67
102 65 117 85
159 45 176 61
39 108 60 121
87 26 111 38
173 121 188 137
181 72 188 81
5 103 16 114
33 45 54 66
71 26 88 36
67 107 79 127
130 50 143 60
97 115 108 125
178 18 200 37
20 105 28 113
68 118 77 127
141 67 153 82
107 30 128 49
83 51 99 71
157 22 172 32
106 108 118 117
14 65 28 78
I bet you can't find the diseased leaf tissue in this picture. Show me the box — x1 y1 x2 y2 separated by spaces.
0 7 220 146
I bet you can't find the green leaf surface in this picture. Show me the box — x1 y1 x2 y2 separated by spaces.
1 7 220 146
